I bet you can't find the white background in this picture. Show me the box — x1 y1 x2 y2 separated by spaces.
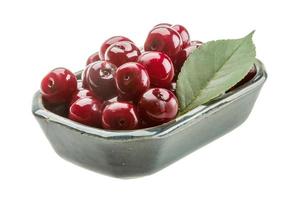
0 0 292 199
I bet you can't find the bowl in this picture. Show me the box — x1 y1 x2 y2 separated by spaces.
32 59 267 178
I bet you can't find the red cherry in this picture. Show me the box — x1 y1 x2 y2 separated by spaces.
99 36 133 60
115 62 150 101
102 102 139 130
105 41 141 67
102 96 118 108
140 120 158 129
41 68 77 105
138 88 178 124
86 61 117 100
43 100 69 117
86 51 101 65
172 24 190 48
173 45 198 78
69 97 103 127
81 64 90 89
173 41 203 76
70 88 95 105
144 26 183 60
228 65 257 92
138 51 174 87
102 96 134 110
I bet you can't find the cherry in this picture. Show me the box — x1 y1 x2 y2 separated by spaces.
69 97 103 127
137 51 174 87
115 62 150 101
43 100 69 117
144 26 183 60
81 64 90 89
105 41 141 67
172 24 190 48
86 51 101 65
99 36 133 60
102 96 118 108
138 88 178 125
228 65 257 92
70 88 95 105
87 61 117 100
102 102 139 130
173 45 198 77
41 68 77 105
140 120 158 129
102 96 134 109
172 40 203 77
154 23 172 27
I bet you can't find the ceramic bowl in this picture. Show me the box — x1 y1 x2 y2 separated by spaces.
32 59 267 178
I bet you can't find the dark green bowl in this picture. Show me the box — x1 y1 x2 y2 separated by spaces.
32 59 267 178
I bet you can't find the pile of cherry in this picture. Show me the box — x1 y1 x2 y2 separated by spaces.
40 23 255 130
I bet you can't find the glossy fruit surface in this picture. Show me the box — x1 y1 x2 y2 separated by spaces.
138 88 178 124
172 24 190 48
144 26 183 59
173 45 198 77
102 102 139 130
99 36 133 60
138 51 174 87
70 89 95 105
86 51 101 65
115 62 150 101
105 41 141 67
41 68 77 104
82 65 90 89
87 61 117 100
69 97 103 127
173 40 203 75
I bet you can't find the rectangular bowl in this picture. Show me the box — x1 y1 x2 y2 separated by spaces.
32 59 267 178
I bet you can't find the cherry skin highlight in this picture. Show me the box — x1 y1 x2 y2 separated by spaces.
102 102 139 130
99 36 133 60
115 62 150 101
41 68 77 105
138 51 174 88
138 88 178 124
69 97 103 127
86 51 101 65
105 41 141 67
70 88 95 105
172 24 190 48
86 61 117 100
144 26 183 60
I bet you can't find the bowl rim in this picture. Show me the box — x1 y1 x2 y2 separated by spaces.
32 59 267 140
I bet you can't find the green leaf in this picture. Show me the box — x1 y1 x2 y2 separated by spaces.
176 31 256 115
